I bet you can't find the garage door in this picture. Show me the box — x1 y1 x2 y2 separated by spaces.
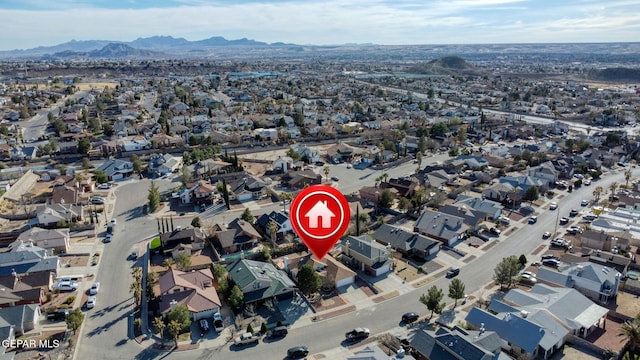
192 308 218 321
111 173 124 181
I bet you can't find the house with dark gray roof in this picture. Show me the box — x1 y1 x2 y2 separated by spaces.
536 262 621 304
341 235 392 276
410 325 509 360
372 224 439 259
0 304 40 336
414 210 469 246
159 228 206 256
0 242 58 276
212 218 262 254
229 175 267 202
453 195 503 221
226 259 296 304
256 211 293 241
96 158 134 181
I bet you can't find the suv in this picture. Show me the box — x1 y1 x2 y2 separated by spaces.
199 319 209 332
287 346 309 359
213 312 224 332
528 216 537 224
569 209 579 217
90 196 105 205
266 326 288 339
47 309 69 321
446 267 460 278
345 327 370 342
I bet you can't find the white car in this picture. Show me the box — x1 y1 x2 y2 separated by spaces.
55 280 78 292
549 202 558 210
89 282 100 295
110 218 117 225
580 199 589 206
86 295 96 309
97 183 111 190
542 231 552 239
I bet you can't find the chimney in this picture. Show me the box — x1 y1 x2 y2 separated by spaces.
284 256 289 272
344 239 350 254
480 323 485 335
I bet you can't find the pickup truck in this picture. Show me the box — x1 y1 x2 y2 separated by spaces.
345 327 370 342
234 332 259 346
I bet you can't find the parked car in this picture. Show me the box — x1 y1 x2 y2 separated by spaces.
567 226 583 235
583 178 591 186
446 267 460 278
489 227 501 235
287 346 309 359
88 282 100 295
345 327 370 342
110 218 117 225
559 217 569 224
497 216 510 225
90 196 105 205
234 332 259 346
542 231 552 239
402 312 419 324
331 176 340 181
520 274 537 285
541 254 559 261
104 234 112 243
528 216 537 224
549 202 558 210
266 326 288 339
55 280 78 292
551 238 570 247
581 199 589 206
199 319 209 332
97 183 111 190
569 209 579 217
86 295 96 309
542 258 561 267
213 312 224 332
522 271 537 278
47 309 69 321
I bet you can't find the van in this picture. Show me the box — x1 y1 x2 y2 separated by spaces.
266 326 288 339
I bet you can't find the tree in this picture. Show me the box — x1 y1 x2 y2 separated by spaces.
81 157 93 169
221 179 230 210
625 168 632 189
65 308 84 334
168 320 182 347
153 317 166 337
379 189 394 208
130 281 142 306
191 216 201 228
227 285 244 311
416 151 423 167
102 123 114 136
268 220 279 244
148 181 160 213
398 197 409 212
618 319 640 360
593 185 603 203
180 165 193 185
609 182 619 200
131 154 142 173
420 286 445 319
297 264 322 295
175 253 192 270
523 186 539 205
212 264 227 281
448 278 466 308
241 208 254 223
286 148 301 161
518 254 527 267
493 255 521 289
323 166 330 182
167 304 191 332
163 258 175 269
78 138 91 155
93 170 108 184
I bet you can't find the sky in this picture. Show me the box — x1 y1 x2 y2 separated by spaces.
1 0 639 51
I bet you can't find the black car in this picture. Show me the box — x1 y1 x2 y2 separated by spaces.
287 346 309 359
446 267 460 278
46 309 69 321
402 312 419 323
266 326 288 339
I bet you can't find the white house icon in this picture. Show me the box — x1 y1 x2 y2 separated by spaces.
304 200 336 229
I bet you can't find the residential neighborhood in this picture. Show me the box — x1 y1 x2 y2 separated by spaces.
1 45 640 360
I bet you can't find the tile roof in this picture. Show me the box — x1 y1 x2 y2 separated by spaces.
158 269 220 314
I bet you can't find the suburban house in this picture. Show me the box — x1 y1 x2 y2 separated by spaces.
410 326 509 360
256 211 293 241
482 182 518 204
279 252 356 289
96 158 134 181
118 137 150 152
14 228 70 253
341 235 392 276
414 210 469 246
453 195 504 221
0 272 48 308
358 186 382 205
147 153 181 177
0 243 58 277
386 177 419 197
226 259 297 304
159 228 206 256
536 262 622 304
179 180 216 204
527 161 559 187
580 230 631 253
50 186 81 206
283 170 322 189
229 175 267 201
211 218 262 254
36 204 83 227
156 269 221 320
372 224 440 259
0 304 40 336
273 156 295 173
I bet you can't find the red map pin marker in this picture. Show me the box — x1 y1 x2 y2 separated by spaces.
290 185 350 260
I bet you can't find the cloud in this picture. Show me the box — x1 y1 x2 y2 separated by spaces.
1 0 638 51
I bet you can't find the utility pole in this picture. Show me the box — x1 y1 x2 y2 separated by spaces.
553 206 560 238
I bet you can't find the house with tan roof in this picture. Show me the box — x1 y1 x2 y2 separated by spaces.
14 227 70 253
277 252 356 289
156 269 221 320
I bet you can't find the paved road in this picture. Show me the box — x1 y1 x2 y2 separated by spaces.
20 91 88 144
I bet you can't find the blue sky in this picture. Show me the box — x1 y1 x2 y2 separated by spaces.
1 0 639 51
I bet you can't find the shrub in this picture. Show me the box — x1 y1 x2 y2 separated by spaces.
65 296 76 305
247 324 254 334
261 323 267 334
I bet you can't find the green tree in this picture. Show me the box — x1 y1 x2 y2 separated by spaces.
81 157 93 169
323 166 331 181
175 253 192 270
131 154 142 173
296 264 322 295
379 189 394 208
191 216 201 228
398 197 409 212
180 165 193 185
78 138 91 155
153 317 165 337
420 286 445 319
227 285 244 311
523 186 539 205
518 254 528 267
168 320 181 347
241 208 254 223
212 264 227 281
448 278 466 308
130 281 142 307
167 304 191 332
618 318 640 360
148 180 160 213
625 168 632 189
102 123 114 136
493 255 521 289
65 308 84 334
286 148 301 161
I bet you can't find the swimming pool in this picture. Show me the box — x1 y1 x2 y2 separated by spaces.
627 271 639 280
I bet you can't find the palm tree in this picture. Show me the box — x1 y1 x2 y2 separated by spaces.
593 186 603 203
609 182 619 200
168 320 182 348
131 266 142 281
375 175 383 188
268 220 279 245
153 317 166 338
382 172 389 184
618 319 640 360
130 282 142 306
322 166 330 182
163 258 175 270
625 168 632 189
280 192 293 211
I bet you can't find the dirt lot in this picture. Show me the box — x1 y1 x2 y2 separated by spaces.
59 254 90 267
393 259 424 283
614 291 640 318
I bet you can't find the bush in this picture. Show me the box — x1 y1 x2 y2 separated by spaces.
65 296 76 305
247 324 254 334
261 323 267 334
